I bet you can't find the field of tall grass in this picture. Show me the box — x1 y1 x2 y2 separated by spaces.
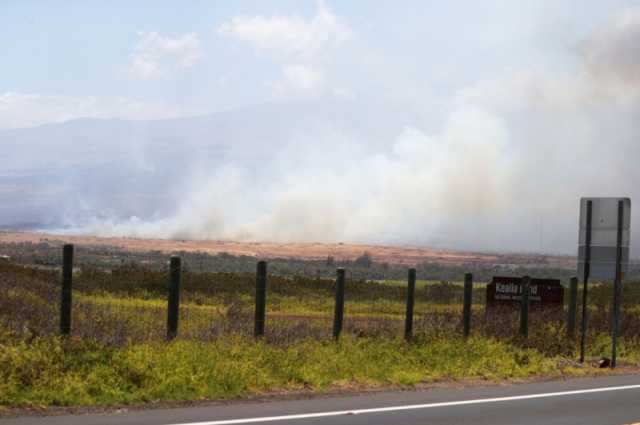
1 261 640 408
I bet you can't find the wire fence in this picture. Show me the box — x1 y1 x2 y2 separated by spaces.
2 245 640 365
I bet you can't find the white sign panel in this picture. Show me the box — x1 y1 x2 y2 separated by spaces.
578 197 631 281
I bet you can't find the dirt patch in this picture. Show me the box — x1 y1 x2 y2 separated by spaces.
0 231 575 268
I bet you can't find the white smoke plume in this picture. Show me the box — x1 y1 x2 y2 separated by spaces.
19 7 640 254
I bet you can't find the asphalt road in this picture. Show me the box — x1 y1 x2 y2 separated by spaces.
3 375 640 425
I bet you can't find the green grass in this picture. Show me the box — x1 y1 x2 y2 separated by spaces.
71 291 480 342
77 289 475 319
0 333 597 408
3 262 640 409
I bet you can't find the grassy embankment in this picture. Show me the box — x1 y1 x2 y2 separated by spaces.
1 333 604 408
1 262 640 408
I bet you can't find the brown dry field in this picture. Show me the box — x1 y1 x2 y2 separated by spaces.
0 230 575 269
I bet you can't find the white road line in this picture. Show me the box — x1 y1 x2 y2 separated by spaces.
168 384 640 425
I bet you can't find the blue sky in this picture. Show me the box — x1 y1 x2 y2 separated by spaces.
2 0 636 129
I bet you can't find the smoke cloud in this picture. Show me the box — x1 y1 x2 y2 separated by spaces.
6 7 640 254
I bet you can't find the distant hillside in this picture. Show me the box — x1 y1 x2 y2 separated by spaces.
0 99 410 230
0 231 577 270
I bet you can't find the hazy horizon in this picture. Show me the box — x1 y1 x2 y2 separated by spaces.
2 1 640 255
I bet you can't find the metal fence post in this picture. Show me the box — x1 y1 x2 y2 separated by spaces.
567 277 578 338
520 276 530 338
60 244 74 336
254 261 267 338
404 268 416 341
167 256 181 340
463 273 473 338
333 268 346 340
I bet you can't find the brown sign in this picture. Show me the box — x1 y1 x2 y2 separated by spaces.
486 276 564 309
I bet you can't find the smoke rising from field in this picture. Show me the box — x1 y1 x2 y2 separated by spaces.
81 106 515 247
77 8 640 253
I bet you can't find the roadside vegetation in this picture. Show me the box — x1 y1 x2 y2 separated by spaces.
1 252 640 409
1 333 598 408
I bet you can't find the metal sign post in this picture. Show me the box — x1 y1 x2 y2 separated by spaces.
579 200 592 364
611 200 625 368
578 197 631 367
